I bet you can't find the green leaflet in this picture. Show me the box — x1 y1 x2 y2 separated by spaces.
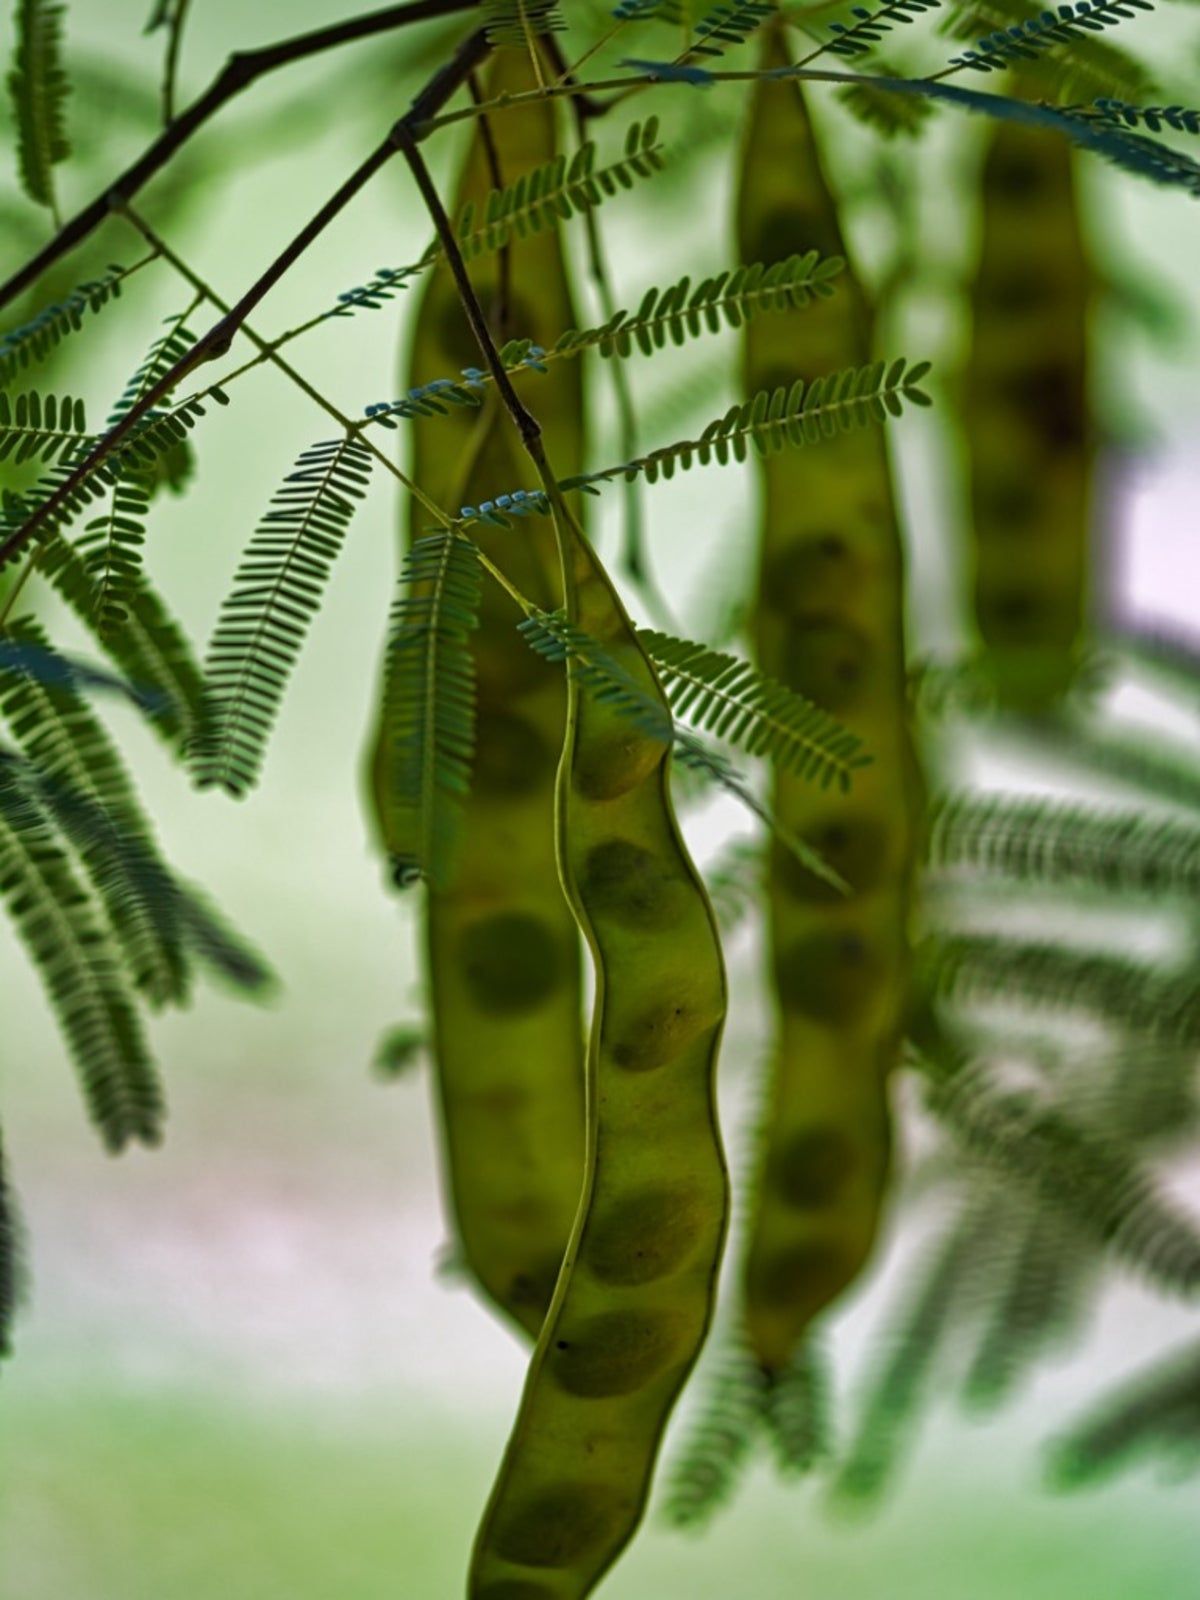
7 0 71 218
0 754 162 1152
381 529 483 890
193 434 374 796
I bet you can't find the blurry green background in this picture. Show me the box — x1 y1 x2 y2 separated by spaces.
2 4 1198 1596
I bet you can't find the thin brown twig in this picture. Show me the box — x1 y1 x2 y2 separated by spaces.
0 0 479 313
0 29 491 572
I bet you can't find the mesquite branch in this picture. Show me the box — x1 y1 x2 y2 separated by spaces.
0 0 479 312
0 27 490 571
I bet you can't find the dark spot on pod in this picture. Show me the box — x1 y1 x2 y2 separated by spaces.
780 618 873 712
976 585 1079 648
507 1253 563 1319
773 812 890 904
744 205 844 270
610 995 719 1072
773 1127 856 1208
750 1241 853 1317
435 288 540 369
585 1184 703 1285
999 362 1086 450
974 469 1039 527
774 930 883 1023
492 1484 623 1568
761 534 859 618
473 711 555 798
574 731 664 801
582 839 687 931
433 293 482 372
978 266 1058 316
476 1583 556 1600
985 141 1058 202
460 913 563 1014
551 1310 682 1398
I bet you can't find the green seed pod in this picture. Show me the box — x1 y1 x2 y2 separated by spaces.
468 506 729 1595
965 118 1093 710
735 24 922 1377
368 48 585 1340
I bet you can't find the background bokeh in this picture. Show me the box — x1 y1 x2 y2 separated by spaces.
1 4 1198 1595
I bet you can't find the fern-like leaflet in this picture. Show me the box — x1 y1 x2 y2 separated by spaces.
1076 99 1200 136
926 790 1200 897
78 305 200 640
665 1346 768 1526
0 258 152 390
0 617 187 1005
381 529 483 890
821 0 944 60
688 1 775 57
0 1128 15 1358
543 251 845 361
193 434 374 796
518 609 849 892
1048 1338 1200 1487
445 118 667 262
923 1055 1200 1295
949 0 1155 73
0 390 89 466
637 627 869 790
560 358 932 492
7 0 71 220
481 0 565 46
924 933 1200 1051
0 754 163 1152
365 255 845 424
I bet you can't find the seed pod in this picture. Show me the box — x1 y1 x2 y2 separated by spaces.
965 118 1093 710
735 24 922 1377
468 497 729 1593
369 48 585 1339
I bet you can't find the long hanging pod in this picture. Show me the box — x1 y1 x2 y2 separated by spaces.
468 405 728 1595
964 113 1093 710
736 23 922 1378
370 45 585 1339
467 498 729 1597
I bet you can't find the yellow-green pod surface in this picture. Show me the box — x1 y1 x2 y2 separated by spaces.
468 513 729 1596
965 119 1092 709
735 27 920 1376
372 48 585 1338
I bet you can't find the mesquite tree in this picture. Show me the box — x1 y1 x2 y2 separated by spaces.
3 2 1200 1593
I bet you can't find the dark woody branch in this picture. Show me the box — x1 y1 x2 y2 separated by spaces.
0 0 480 313
0 26 491 571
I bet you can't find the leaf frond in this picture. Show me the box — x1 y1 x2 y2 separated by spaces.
560 358 932 492
637 626 869 790
0 259 151 390
0 389 89 465
518 609 849 893
949 0 1156 75
821 0 944 61
924 1057 1200 1296
924 933 1200 1050
0 755 162 1151
481 0 565 46
380 529 483 891
7 0 71 216
664 1344 768 1527
1048 1339 1200 1488
926 790 1200 897
192 434 374 797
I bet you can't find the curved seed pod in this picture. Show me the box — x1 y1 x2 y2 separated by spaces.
735 23 922 1376
369 47 585 1339
468 499 729 1594
965 115 1093 710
